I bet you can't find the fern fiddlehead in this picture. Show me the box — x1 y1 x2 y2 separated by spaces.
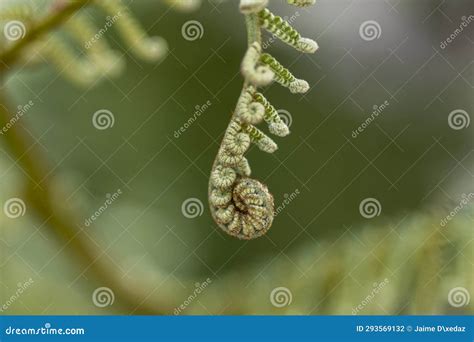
208 0 318 239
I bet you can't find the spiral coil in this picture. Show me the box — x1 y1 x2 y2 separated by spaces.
209 0 319 239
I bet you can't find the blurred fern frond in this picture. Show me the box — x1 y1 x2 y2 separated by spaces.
0 0 201 315
0 0 196 86
188 206 473 315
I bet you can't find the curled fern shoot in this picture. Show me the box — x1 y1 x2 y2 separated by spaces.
208 0 319 239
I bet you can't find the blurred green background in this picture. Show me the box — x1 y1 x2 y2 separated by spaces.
1 0 472 315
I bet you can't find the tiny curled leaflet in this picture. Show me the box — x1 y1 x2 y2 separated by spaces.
208 0 319 239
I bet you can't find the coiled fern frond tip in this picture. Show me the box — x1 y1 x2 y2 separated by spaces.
208 0 319 239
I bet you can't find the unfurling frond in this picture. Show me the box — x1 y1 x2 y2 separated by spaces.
258 8 318 53
38 36 98 86
260 53 309 93
96 0 168 62
241 122 278 153
254 92 290 137
235 86 265 124
241 42 274 86
208 1 319 239
64 14 125 77
0 0 193 87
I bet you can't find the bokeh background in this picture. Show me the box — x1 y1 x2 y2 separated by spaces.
1 0 473 315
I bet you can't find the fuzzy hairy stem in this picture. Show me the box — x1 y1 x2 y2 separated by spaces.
208 1 317 239
245 13 261 46
208 11 275 240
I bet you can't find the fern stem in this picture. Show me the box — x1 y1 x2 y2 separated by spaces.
0 90 174 314
209 2 317 239
245 13 261 46
208 8 276 240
